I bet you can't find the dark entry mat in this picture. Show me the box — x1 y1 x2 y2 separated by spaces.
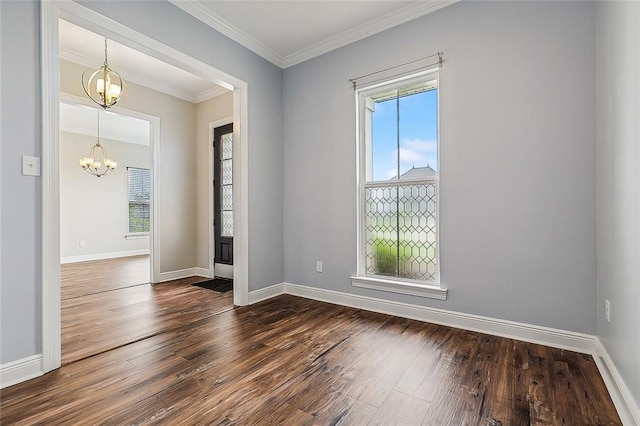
192 278 233 293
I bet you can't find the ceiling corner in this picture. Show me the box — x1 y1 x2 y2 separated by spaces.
168 0 285 68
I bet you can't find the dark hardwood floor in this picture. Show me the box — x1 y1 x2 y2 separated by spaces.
1 283 620 425
60 255 233 364
61 255 151 300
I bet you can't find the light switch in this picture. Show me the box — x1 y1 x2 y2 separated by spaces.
22 155 40 176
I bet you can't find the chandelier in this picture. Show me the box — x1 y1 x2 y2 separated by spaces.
82 38 126 109
79 111 117 177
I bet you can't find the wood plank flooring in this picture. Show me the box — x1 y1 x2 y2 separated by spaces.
60 255 233 365
61 255 151 300
1 288 621 425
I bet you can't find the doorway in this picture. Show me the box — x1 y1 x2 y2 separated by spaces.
41 1 251 373
214 123 234 279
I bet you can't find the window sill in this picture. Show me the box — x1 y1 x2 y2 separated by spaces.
125 233 149 240
351 276 447 300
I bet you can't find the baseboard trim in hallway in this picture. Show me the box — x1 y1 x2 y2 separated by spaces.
0 355 43 389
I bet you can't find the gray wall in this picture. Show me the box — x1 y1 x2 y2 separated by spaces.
0 0 283 364
1 1 42 364
595 1 640 409
283 1 597 333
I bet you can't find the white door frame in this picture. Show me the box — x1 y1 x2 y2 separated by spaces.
41 0 250 373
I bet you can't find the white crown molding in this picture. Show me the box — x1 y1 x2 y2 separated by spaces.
60 49 225 103
170 0 459 69
194 85 229 103
168 0 284 68
283 0 459 68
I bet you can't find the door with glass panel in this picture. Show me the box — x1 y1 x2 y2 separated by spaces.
214 123 233 270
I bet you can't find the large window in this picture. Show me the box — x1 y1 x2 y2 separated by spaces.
127 167 150 234
354 72 444 297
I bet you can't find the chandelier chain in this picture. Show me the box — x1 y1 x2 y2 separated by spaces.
104 38 108 67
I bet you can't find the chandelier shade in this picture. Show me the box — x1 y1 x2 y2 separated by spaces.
82 38 126 109
79 111 117 177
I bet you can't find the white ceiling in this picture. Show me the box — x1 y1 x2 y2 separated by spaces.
59 20 228 103
170 0 458 68
60 102 151 146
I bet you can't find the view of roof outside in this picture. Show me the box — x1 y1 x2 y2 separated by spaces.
371 88 438 181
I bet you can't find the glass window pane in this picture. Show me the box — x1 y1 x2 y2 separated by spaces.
128 168 150 233
221 132 233 160
364 185 398 277
222 159 232 185
221 210 233 238
370 94 398 182
397 183 437 281
221 185 233 211
398 88 438 179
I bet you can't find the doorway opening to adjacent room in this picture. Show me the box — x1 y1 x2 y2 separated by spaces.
41 1 250 372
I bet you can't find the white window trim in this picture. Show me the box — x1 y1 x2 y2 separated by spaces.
353 70 447 300
351 275 447 300
124 233 149 240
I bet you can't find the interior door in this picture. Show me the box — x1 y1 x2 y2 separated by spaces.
214 123 234 267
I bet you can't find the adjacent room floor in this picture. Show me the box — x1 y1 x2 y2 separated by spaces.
2 288 620 424
60 255 233 364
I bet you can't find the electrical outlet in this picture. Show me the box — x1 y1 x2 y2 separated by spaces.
79 240 86 247
605 299 610 322
316 261 323 273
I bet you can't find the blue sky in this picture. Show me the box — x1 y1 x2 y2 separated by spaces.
371 89 438 181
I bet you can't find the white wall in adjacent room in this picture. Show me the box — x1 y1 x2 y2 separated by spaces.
60 131 150 260
60 59 198 273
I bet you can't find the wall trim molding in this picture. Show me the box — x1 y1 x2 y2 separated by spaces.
156 268 205 283
280 282 596 353
61 249 150 264
168 0 283 67
169 0 459 69
192 267 213 278
0 355 43 389
593 339 640 425
282 0 459 68
248 283 286 304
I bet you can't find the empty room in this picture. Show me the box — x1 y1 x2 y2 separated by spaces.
1 0 638 424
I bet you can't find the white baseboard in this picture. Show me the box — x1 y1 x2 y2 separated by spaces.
248 283 285 304
1 354 43 389
156 268 205 283
281 282 596 354
192 267 213 278
214 263 234 279
61 249 149 264
593 339 640 425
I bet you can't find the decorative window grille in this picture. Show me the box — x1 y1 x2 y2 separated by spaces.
358 73 439 284
127 167 150 233
220 132 233 238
